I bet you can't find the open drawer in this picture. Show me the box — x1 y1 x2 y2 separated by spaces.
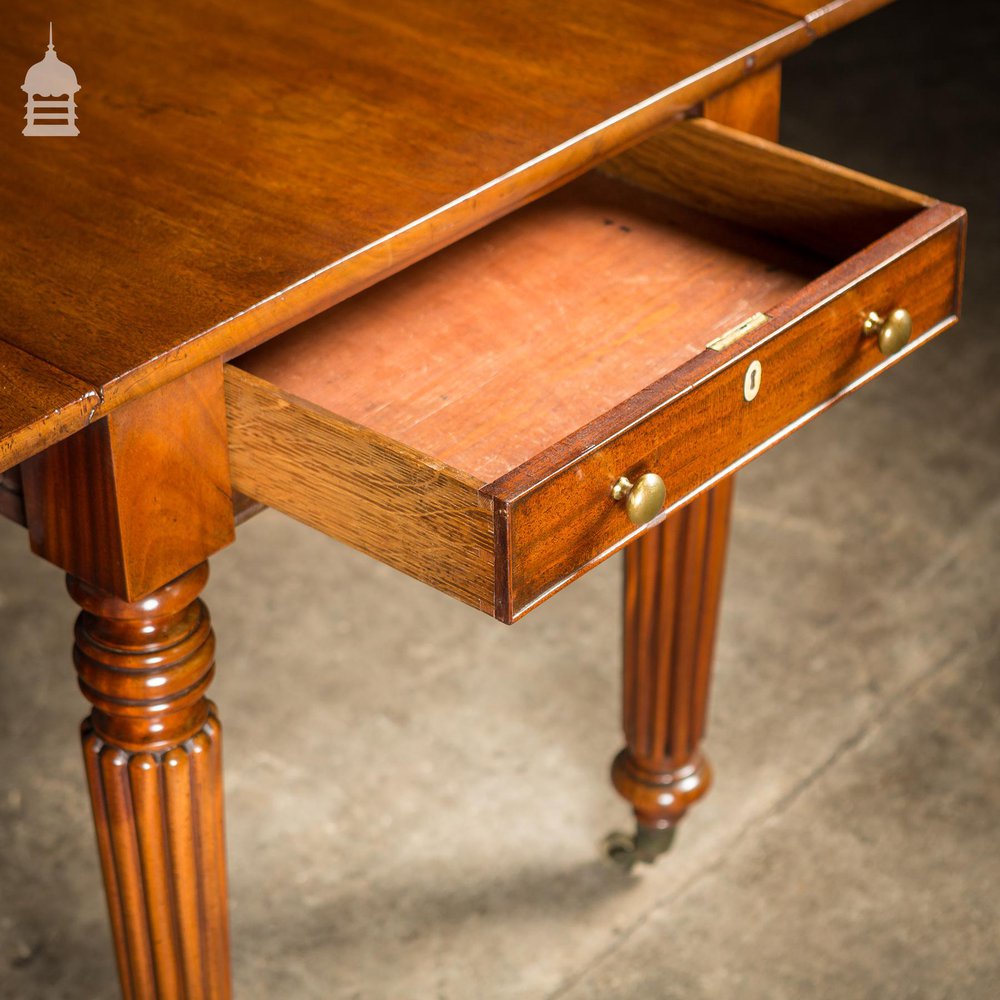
225 118 966 623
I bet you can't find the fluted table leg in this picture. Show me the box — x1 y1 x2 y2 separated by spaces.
608 479 734 868
70 563 231 1000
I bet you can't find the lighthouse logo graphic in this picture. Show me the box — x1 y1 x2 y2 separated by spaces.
22 24 80 136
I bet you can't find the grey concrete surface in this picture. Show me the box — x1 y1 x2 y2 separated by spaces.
1 3 998 998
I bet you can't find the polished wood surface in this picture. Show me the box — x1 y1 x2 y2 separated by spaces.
609 67 773 853
614 481 734 829
0 0 892 469
21 363 235 601
0 341 98 472
71 564 231 999
702 63 783 138
501 203 963 619
763 0 891 33
224 366 495 612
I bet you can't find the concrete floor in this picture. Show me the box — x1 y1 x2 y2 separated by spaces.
2 4 998 998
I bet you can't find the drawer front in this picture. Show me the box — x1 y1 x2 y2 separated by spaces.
501 207 964 621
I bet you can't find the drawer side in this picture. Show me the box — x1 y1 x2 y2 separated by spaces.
600 117 933 260
225 367 496 614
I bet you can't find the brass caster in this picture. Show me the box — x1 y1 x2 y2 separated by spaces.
602 824 677 872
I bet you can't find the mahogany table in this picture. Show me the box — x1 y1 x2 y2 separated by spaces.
0 1 965 996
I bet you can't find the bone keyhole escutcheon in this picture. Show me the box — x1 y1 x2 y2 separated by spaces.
743 359 762 402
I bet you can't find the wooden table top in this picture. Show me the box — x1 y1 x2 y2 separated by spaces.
0 0 888 471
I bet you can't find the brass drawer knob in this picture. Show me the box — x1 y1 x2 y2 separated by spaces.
863 307 912 356
612 472 666 526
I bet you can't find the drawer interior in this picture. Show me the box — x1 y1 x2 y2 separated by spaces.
235 119 930 487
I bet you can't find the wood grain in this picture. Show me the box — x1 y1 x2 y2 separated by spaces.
760 0 896 35
703 63 782 140
71 563 231 1000
236 114 939 490
234 112 963 621
496 204 965 620
610 68 777 839
21 362 235 601
224 366 495 613
600 117 931 259
0 340 98 475
0 0 887 461
236 172 821 483
613 481 733 828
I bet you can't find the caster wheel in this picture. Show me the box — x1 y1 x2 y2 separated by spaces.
602 824 676 872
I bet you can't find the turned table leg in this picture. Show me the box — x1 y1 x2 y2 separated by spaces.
19 362 236 996
608 479 734 869
70 562 230 999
